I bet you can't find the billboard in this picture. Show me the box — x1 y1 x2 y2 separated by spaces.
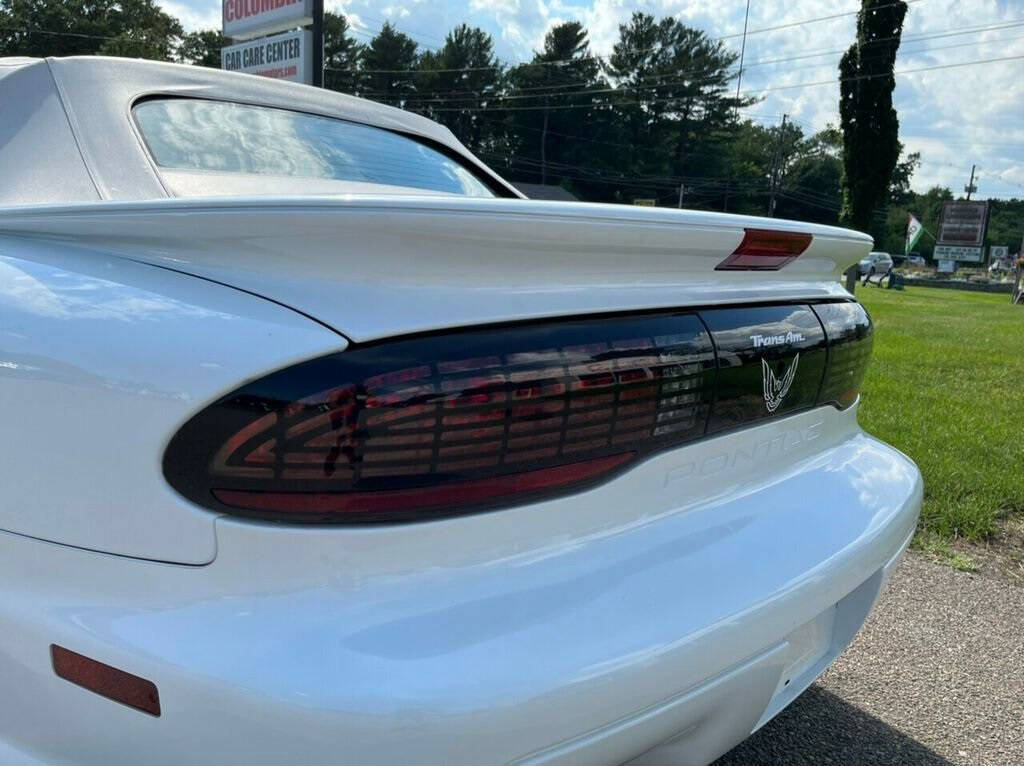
221 29 312 84
935 200 989 263
223 0 313 41
934 244 984 263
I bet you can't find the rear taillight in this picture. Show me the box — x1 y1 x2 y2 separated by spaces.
813 302 873 409
164 302 872 524
164 314 716 522
714 229 813 271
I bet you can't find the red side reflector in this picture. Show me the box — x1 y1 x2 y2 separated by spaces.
214 452 635 517
51 645 161 717
715 228 813 271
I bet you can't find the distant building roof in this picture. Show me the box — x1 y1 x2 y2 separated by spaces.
512 183 579 202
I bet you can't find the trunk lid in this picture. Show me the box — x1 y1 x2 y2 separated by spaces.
0 196 871 341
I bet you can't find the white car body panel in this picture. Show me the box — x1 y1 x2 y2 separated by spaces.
0 239 346 562
0 197 869 342
0 55 921 765
0 406 920 765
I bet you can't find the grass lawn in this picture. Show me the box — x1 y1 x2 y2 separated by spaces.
856 286 1023 550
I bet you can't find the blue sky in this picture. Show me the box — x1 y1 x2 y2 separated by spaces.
161 0 1024 199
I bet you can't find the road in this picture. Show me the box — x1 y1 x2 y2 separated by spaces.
714 553 1024 766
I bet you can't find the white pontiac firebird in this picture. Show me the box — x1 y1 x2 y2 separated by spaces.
0 56 921 765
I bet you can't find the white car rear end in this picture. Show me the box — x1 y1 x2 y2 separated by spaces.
0 57 921 766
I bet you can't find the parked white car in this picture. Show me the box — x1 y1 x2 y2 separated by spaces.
858 251 895 275
0 57 921 766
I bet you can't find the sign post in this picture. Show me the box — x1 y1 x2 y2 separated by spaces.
222 0 321 87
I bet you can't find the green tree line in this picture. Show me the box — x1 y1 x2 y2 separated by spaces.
2 0 1020 254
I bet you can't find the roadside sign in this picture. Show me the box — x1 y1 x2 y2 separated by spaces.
221 29 312 84
633 199 656 206
937 259 956 273
223 0 313 41
989 245 1009 262
934 244 983 263
938 200 988 245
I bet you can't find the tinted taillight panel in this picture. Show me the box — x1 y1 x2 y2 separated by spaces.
165 313 716 522
165 301 872 523
703 305 828 433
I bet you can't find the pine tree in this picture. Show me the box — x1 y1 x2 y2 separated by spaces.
838 0 908 232
323 13 364 96
361 22 418 107
417 25 501 153
505 22 605 187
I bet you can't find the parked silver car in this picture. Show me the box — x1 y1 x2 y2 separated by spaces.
858 251 894 275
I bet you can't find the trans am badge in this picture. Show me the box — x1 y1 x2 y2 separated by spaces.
762 354 799 413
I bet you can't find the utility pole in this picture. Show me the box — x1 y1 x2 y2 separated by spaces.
768 114 788 217
735 0 752 102
312 0 324 87
964 164 977 199
540 107 549 185
677 183 693 209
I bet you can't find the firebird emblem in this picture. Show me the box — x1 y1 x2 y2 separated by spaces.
762 355 799 413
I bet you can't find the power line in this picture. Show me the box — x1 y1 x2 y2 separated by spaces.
343 20 1024 103
385 32 1024 107
744 52 1024 95
482 151 850 208
493 156 893 218
419 54 1024 112
330 0 929 74
0 24 171 46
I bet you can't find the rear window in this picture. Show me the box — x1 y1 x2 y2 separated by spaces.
133 99 495 197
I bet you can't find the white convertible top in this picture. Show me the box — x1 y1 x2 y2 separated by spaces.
0 56 520 205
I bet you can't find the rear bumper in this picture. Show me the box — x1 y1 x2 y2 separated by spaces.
0 407 921 766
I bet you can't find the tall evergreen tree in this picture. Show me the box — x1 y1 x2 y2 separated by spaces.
606 13 749 203
361 22 419 107
323 12 364 95
608 14 743 135
417 24 501 153
505 22 606 187
838 0 908 232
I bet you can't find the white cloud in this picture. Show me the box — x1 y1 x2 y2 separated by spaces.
159 0 221 31
999 165 1024 185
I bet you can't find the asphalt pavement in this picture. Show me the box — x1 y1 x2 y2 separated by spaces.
714 553 1024 766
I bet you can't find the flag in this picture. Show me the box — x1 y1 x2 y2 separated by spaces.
905 214 924 254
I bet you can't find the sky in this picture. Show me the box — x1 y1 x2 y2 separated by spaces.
162 0 1024 199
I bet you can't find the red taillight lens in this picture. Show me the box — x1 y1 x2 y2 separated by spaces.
715 228 813 271
165 314 716 523
212 453 636 515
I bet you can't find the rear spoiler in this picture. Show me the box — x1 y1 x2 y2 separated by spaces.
0 196 873 342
